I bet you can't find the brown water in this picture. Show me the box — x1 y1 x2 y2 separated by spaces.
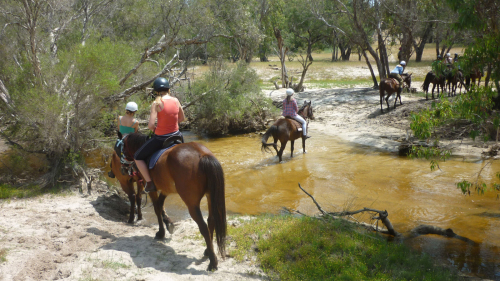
91 132 500 278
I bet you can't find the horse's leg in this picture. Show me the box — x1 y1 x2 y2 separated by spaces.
152 192 167 239
277 140 287 162
122 181 136 224
188 204 218 271
290 140 294 158
380 90 384 113
135 181 144 221
302 136 306 153
432 84 436 99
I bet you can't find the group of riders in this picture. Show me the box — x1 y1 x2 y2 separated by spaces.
108 77 185 194
108 77 310 192
390 50 465 93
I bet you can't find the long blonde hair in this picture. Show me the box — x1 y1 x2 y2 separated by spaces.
153 89 170 111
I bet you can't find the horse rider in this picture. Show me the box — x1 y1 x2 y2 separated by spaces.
134 77 185 193
283 88 311 139
389 61 406 93
108 102 139 178
454 53 459 63
445 53 454 65
432 55 446 78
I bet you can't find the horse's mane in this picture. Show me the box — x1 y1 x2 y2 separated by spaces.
126 132 148 152
298 103 308 114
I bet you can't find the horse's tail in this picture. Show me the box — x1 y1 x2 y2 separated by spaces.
422 72 432 91
200 155 226 257
261 125 278 153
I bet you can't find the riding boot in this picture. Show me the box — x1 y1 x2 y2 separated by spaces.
304 135 311 139
107 171 115 178
144 181 157 193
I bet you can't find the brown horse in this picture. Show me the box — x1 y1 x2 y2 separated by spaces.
109 149 145 224
446 70 466 96
122 133 226 271
379 73 412 113
261 101 314 162
466 68 483 88
422 71 445 100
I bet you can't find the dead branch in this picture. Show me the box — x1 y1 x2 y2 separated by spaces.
297 183 476 243
106 53 179 103
182 90 215 110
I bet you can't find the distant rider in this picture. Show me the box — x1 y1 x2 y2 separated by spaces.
134 77 185 193
283 88 310 139
389 61 407 93
108 102 139 178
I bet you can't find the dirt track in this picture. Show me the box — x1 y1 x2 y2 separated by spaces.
0 183 264 281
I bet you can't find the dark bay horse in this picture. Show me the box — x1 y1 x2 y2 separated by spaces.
446 70 466 96
466 68 483 88
379 73 412 113
109 149 145 224
261 101 314 162
422 71 445 100
122 133 227 271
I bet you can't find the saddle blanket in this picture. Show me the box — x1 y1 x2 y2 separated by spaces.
284 116 303 133
147 143 177 169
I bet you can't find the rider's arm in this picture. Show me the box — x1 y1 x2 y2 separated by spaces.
133 119 139 133
148 103 157 131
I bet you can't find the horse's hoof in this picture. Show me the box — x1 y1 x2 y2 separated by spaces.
137 215 143 221
207 263 218 271
127 218 135 224
155 231 166 239
167 223 175 234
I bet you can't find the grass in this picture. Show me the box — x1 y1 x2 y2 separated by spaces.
0 183 71 199
0 248 7 263
229 214 459 281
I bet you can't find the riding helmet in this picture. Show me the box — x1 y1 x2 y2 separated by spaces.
125 102 138 112
400 61 406 66
286 88 294 96
153 77 170 92
437 55 442 59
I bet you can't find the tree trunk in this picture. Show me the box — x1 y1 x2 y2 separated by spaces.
274 28 289 88
362 50 378 88
485 63 492 87
413 23 433 62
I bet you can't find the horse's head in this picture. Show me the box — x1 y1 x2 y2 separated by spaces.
122 132 148 162
403 73 412 89
299 101 314 120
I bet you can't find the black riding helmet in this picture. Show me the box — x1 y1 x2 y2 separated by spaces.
153 77 169 92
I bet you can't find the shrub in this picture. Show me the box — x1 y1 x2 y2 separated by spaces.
184 61 278 135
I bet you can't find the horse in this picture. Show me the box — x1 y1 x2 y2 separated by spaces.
109 146 145 224
261 101 314 162
465 68 483 88
422 71 445 100
122 132 226 271
446 69 466 96
379 73 412 113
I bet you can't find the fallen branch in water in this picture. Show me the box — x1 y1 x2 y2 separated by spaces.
295 183 476 244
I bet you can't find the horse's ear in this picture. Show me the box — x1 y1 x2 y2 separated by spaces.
117 130 123 140
309 100 312 105
303 100 307 105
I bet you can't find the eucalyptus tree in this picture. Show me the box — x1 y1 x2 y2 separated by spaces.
285 0 329 91
310 0 388 87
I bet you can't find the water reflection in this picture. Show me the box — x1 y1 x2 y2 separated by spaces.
90 130 500 279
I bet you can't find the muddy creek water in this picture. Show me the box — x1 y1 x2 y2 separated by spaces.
93 131 500 278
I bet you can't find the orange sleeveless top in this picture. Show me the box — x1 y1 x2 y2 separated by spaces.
155 99 179 135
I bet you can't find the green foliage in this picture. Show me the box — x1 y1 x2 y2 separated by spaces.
408 146 451 171
229 215 458 281
410 87 497 141
185 61 278 135
0 183 67 199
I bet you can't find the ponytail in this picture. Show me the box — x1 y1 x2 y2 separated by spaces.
153 89 170 110
286 95 291 104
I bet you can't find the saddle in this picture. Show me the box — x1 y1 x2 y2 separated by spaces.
146 135 184 169
284 116 303 133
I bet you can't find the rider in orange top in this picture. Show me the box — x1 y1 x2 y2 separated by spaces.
134 77 185 193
